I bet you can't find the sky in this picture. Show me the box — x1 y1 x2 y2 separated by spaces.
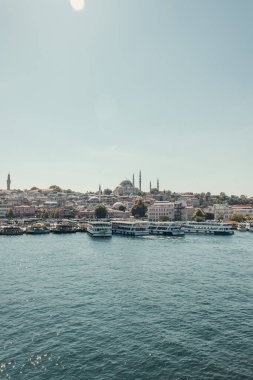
0 0 252 195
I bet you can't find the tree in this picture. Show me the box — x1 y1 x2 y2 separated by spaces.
49 185 62 192
95 204 107 219
51 209 60 219
103 189 112 195
231 213 246 223
7 208 14 218
30 186 39 191
205 212 214 220
131 198 147 218
193 208 205 222
118 205 126 212
159 215 170 222
42 209 49 219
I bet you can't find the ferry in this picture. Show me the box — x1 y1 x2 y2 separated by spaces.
26 223 50 235
182 221 234 235
237 223 248 232
86 222 112 237
0 225 24 236
51 221 77 234
149 222 185 236
112 220 149 236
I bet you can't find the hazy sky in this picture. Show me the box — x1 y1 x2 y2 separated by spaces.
0 0 252 194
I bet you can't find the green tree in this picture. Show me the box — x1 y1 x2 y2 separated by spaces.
118 205 126 212
49 185 62 192
131 198 147 218
231 213 246 223
42 209 49 219
95 204 107 219
193 208 205 222
205 212 214 220
159 215 170 221
7 208 14 218
103 189 112 195
30 186 39 190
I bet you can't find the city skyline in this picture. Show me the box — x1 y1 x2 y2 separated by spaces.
1 0 253 194
1 171 253 197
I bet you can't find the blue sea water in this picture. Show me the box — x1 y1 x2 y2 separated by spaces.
0 232 252 380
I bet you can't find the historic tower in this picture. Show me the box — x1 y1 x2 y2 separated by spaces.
139 170 142 192
157 178 160 192
7 173 11 191
132 173 135 189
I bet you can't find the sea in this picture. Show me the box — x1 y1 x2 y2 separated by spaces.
0 232 252 380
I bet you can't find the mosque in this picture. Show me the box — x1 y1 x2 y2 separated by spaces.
113 171 142 196
113 171 160 196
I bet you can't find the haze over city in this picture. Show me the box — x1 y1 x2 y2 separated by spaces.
1 0 252 194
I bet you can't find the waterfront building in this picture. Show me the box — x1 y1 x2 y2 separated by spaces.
148 202 175 222
231 205 253 216
148 201 187 222
213 204 233 221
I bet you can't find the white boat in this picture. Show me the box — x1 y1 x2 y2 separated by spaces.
149 222 185 236
183 221 234 235
112 220 149 236
86 222 112 237
237 223 248 232
246 222 253 232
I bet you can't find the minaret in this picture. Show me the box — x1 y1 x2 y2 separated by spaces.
157 178 160 192
132 173 135 189
99 184 101 202
7 173 11 191
139 170 142 192
149 181 152 193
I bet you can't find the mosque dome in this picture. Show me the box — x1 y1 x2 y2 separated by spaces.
120 180 133 187
88 196 100 203
112 202 125 210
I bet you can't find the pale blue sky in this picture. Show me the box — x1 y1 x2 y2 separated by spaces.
0 0 252 194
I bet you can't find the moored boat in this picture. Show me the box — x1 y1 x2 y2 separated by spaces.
182 221 234 235
246 222 253 232
0 225 24 236
149 222 185 236
51 221 77 233
26 223 50 235
112 220 149 236
237 223 248 232
86 221 112 237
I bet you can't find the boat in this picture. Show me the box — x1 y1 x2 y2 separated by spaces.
246 222 253 232
86 221 112 237
51 221 77 234
0 225 24 236
26 223 50 235
182 221 234 235
237 223 248 232
77 223 87 232
149 222 185 236
112 220 149 236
